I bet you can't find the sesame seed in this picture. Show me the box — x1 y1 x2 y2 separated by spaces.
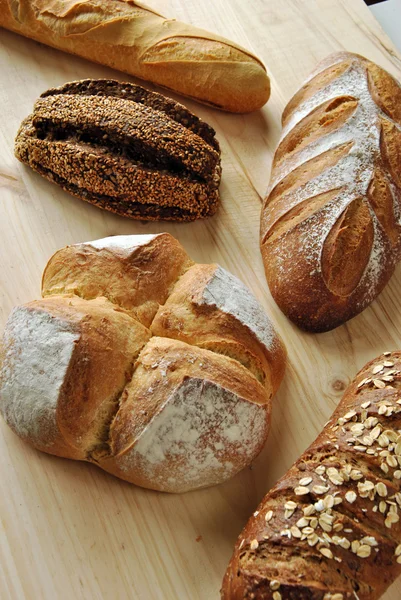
250 539 259 550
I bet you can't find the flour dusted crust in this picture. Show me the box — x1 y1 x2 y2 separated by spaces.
261 52 401 332
0 304 80 456
0 234 285 493
152 263 286 392
222 352 401 600
100 337 269 493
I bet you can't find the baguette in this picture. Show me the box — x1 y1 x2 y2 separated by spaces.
0 0 270 113
260 52 401 332
0 233 286 493
222 352 401 599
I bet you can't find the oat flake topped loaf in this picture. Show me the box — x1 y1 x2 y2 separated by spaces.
222 352 401 599
261 52 401 332
0 233 286 493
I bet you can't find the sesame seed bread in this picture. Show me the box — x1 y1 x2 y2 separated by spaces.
260 52 401 332
0 233 286 493
222 352 401 599
0 0 270 113
15 79 221 221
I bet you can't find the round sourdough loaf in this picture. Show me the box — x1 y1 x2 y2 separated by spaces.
0 233 285 493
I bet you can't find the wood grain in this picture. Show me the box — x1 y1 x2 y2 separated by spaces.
1 0 401 598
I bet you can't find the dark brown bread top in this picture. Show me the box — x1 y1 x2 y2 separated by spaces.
15 80 221 221
222 351 401 600
260 52 401 332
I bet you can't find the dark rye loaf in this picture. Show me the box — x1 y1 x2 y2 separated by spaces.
15 79 221 221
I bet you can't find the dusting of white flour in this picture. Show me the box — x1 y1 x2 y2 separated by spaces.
200 266 277 352
266 56 401 300
119 377 268 493
0 306 79 447
84 234 160 252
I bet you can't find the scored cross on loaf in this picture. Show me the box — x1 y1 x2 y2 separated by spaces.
0 233 285 493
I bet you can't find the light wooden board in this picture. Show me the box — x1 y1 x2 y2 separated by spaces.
1 0 401 598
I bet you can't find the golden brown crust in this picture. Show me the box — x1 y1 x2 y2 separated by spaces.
99 337 269 492
151 263 286 393
222 351 401 599
1 234 286 493
0 0 270 112
260 52 401 332
42 233 194 327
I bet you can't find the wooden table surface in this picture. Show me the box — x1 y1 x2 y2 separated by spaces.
1 0 401 598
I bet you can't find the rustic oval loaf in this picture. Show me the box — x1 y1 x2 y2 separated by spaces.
223 351 401 599
0 0 270 113
0 233 286 493
261 52 401 332
15 79 221 221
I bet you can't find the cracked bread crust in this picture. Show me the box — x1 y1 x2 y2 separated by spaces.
0 233 286 493
15 79 221 222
